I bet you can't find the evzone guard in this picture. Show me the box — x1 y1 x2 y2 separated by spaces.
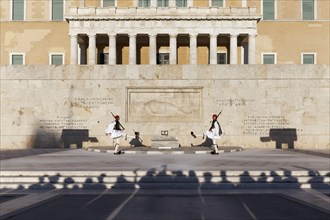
191 112 223 155
105 113 137 155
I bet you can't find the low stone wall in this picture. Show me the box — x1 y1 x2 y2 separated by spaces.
1 65 329 149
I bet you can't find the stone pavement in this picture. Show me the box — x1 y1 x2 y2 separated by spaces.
0 148 329 171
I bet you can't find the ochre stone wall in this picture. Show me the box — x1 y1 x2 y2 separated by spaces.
1 0 329 65
1 65 329 149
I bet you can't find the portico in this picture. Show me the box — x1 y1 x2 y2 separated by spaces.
66 7 260 65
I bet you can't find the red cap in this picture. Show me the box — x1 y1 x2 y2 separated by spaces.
114 115 120 119
212 114 218 119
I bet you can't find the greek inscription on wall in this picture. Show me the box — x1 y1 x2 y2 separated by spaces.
39 116 88 135
216 98 255 107
66 97 114 109
243 116 289 135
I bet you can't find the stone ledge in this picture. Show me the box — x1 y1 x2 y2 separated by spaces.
86 146 244 154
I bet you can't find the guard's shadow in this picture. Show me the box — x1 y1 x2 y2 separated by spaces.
191 137 213 147
129 132 145 147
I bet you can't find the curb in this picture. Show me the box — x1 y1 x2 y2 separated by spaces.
86 147 244 155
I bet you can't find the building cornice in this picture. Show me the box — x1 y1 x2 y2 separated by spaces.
65 7 261 21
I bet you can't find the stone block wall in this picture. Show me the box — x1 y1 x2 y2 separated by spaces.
1 65 329 149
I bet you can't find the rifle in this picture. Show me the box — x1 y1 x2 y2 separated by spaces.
111 112 125 130
217 109 223 118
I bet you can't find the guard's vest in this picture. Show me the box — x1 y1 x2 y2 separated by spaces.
114 120 121 130
210 120 223 136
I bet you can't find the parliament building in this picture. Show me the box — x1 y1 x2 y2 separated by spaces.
1 0 329 65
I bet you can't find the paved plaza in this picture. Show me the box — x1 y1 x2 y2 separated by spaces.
0 148 329 219
0 148 329 171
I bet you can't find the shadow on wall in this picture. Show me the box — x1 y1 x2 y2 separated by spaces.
31 128 61 149
31 128 98 149
260 128 297 149
61 129 98 149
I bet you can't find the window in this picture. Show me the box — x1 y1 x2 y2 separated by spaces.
157 0 168 7
302 0 314 20
103 0 115 7
176 0 187 7
138 0 150 7
12 0 24 20
263 0 275 20
50 54 64 65
262 53 276 64
10 53 24 65
211 0 224 7
99 53 109 64
52 0 64 20
217 53 227 64
157 53 170 64
301 53 316 64
242 0 247 7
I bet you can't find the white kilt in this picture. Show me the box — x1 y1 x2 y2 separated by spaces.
105 121 124 139
204 131 221 140
110 130 124 139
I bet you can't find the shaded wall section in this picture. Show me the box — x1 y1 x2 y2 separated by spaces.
0 65 329 149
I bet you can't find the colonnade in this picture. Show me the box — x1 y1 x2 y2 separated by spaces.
70 33 256 64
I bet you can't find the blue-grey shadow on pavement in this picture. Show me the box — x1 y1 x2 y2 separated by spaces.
1 169 330 220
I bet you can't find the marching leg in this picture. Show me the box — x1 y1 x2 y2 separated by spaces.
114 138 121 155
211 139 219 155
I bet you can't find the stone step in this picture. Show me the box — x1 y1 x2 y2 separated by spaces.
1 170 329 177
1 176 329 184
0 182 329 190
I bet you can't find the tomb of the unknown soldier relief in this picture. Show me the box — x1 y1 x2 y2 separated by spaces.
0 65 329 150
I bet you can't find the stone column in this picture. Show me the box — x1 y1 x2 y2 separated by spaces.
189 34 197 65
151 0 157 7
70 34 78 64
230 34 238 64
129 34 137 65
248 34 256 64
209 34 217 64
187 0 193 7
109 34 116 65
169 0 176 7
149 34 157 65
88 34 96 65
170 34 177 65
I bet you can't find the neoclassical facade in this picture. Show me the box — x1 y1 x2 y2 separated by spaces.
0 0 329 65
67 7 259 65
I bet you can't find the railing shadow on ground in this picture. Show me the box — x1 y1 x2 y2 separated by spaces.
3 169 329 192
